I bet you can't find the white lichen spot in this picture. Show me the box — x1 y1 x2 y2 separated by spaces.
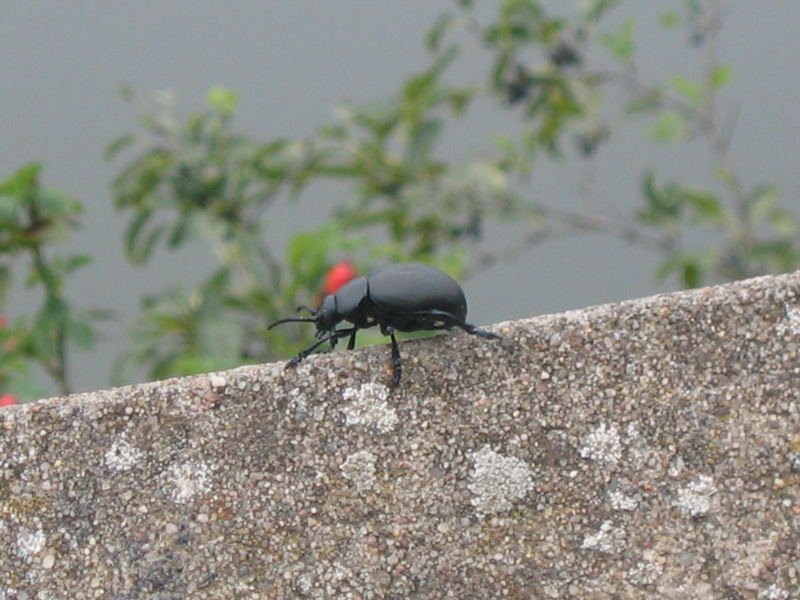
608 490 638 511
342 383 397 433
340 450 377 491
104 439 143 472
760 584 789 600
780 303 800 336
468 445 534 517
295 562 356 597
668 454 686 478
675 474 716 517
628 550 663 585
16 528 46 557
581 520 626 554
580 423 622 465
287 387 308 414
168 461 211 503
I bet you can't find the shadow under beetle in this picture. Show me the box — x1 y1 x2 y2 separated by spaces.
268 263 501 387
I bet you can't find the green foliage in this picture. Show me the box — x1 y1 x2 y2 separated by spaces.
600 18 635 63
0 163 100 398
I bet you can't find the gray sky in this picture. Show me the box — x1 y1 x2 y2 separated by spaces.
2 2 799 394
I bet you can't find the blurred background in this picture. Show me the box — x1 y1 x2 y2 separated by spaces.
1 1 798 399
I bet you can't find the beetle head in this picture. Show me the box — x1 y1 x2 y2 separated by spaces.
314 294 340 332
267 296 341 335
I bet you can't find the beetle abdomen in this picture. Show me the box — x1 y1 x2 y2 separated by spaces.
367 263 467 323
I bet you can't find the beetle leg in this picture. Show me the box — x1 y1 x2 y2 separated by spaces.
287 335 334 367
386 327 402 388
347 330 358 350
286 327 357 368
424 310 502 340
328 329 339 350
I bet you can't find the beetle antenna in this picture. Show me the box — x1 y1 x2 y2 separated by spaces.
267 316 316 330
296 305 316 316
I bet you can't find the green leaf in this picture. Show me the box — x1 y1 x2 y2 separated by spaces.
600 18 634 62
0 163 41 197
63 254 92 274
0 264 10 305
647 110 688 142
404 71 436 108
749 185 780 223
287 228 332 277
130 222 167 264
124 209 154 261
167 213 193 249
117 83 135 102
583 0 619 23
748 185 797 235
659 11 680 27
42 295 69 322
624 89 662 115
104 134 135 162
469 162 507 192
683 189 723 224
668 75 704 107
709 64 734 89
406 119 442 172
746 241 800 271
769 209 797 236
682 261 701 288
426 13 453 52
66 318 95 349
207 86 240 117
656 251 712 288
638 170 680 226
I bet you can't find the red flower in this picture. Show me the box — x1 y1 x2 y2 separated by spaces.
324 261 357 295
0 315 6 328
0 394 17 407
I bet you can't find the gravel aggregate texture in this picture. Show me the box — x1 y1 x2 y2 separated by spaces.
1 271 800 598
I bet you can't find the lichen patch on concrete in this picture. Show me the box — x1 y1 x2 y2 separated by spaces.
674 474 717 518
340 450 377 491
579 422 623 465
468 445 534 516
342 382 398 433
167 460 212 504
104 438 143 472
580 519 626 554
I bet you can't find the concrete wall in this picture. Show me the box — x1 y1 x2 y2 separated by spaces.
1 271 799 598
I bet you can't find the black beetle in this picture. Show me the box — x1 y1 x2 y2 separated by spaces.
268 263 501 386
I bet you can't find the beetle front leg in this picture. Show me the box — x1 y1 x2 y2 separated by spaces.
347 330 358 350
286 335 332 368
286 327 357 368
386 327 402 387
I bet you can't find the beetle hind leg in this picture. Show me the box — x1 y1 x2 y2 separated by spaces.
462 323 502 340
426 310 502 340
